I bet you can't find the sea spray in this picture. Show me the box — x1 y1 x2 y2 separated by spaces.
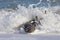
0 3 60 34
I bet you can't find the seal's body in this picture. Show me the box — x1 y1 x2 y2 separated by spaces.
24 23 35 33
17 16 41 33
23 16 40 33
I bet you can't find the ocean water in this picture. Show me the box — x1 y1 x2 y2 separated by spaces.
0 0 60 34
0 0 60 9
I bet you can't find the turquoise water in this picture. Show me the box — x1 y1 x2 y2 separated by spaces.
0 0 60 9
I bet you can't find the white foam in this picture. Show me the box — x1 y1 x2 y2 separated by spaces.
0 4 60 34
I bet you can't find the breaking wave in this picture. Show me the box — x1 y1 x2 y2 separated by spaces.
0 0 60 34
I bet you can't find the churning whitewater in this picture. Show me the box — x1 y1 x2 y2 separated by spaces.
0 0 60 34
0 5 60 34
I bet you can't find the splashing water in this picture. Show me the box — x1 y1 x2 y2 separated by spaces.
0 0 60 34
